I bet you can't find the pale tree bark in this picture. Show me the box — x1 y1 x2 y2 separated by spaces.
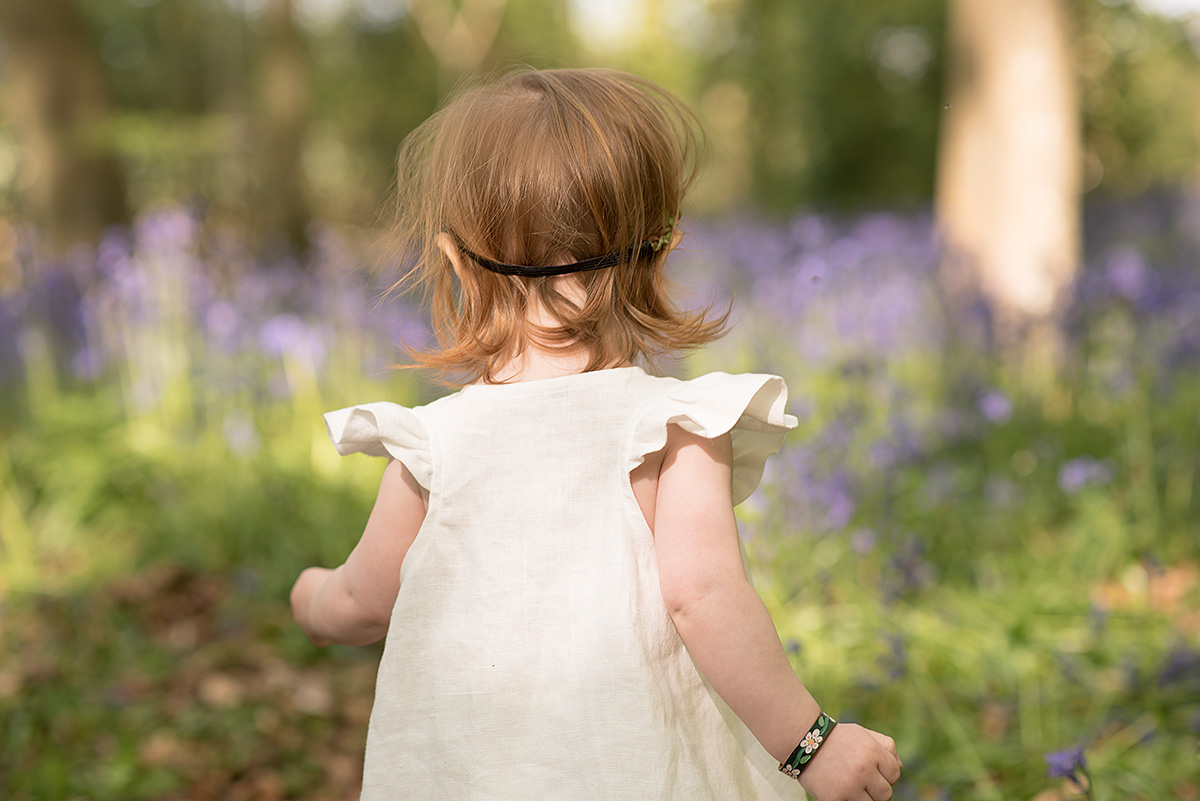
0 0 129 252
936 0 1080 347
407 0 510 89
258 0 311 256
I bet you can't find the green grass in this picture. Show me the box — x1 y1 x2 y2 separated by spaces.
1 340 1197 800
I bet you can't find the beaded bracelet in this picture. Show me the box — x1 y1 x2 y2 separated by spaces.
778 713 838 781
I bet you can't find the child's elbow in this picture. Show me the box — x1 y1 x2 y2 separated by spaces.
357 600 395 644
660 570 741 624
329 608 391 647
338 578 395 645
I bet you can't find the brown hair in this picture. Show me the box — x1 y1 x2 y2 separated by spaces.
385 67 729 385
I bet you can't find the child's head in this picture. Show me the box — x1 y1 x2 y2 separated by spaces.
388 67 728 384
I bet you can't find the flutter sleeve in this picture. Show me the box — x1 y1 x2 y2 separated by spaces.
628 372 798 506
323 402 432 491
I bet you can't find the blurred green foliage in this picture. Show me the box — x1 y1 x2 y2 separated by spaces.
709 0 947 211
2 0 1196 233
1077 1 1200 194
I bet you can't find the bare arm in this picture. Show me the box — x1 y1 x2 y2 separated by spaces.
290 458 426 647
653 426 901 801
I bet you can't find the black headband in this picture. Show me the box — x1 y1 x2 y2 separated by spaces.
452 238 656 278
450 221 674 278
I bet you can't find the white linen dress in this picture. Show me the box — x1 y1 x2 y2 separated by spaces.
323 366 803 800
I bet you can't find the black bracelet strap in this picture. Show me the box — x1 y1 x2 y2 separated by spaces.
779 713 838 781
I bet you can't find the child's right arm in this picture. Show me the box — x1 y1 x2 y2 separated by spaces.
290 458 426 647
653 425 902 801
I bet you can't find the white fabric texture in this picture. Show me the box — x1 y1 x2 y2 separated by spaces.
324 366 803 801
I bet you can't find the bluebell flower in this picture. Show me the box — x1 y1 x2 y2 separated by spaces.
1044 746 1086 783
883 534 935 601
205 300 241 349
134 206 198 254
820 478 856 531
790 214 829 250
977 390 1012 423
1104 245 1152 303
1058 457 1115 494
70 344 105 381
258 313 308 359
1157 646 1200 689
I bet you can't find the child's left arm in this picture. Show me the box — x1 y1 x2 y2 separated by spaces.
290 458 426 646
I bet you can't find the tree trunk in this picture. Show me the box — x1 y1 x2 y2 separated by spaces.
258 0 312 256
936 0 1079 345
0 0 129 252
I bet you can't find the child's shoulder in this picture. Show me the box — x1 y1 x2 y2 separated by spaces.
628 369 798 506
640 369 795 417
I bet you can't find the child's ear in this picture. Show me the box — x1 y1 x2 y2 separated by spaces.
653 226 685 262
435 232 467 281
668 225 684 251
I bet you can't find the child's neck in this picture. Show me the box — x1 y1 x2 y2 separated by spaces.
487 282 627 383
490 347 602 383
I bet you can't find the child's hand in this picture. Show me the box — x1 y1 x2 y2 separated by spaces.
797 723 902 801
290 566 334 647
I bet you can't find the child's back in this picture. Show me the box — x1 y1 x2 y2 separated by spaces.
326 367 797 799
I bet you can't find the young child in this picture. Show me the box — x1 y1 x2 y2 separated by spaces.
291 67 902 801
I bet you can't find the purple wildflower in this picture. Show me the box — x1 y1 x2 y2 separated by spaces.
205 300 241 346
1157 645 1200 689
1058 457 1116 494
821 478 856 531
70 344 105 381
258 314 308 359
883 533 935 601
977 390 1012 423
1104 245 1152 303
134 207 198 254
790 214 829 250
1044 746 1086 783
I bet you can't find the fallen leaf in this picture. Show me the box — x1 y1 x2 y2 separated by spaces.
294 673 335 716
199 672 244 708
1028 791 1066 801
229 769 285 801
139 730 191 768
